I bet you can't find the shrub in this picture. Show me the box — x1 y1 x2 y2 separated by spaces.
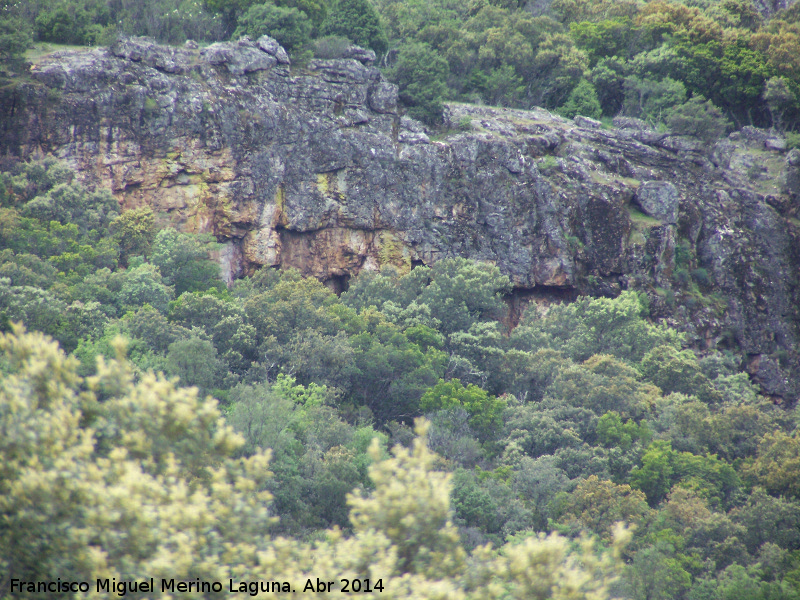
313 34 351 58
666 96 732 143
558 78 603 120
388 42 449 125
233 3 312 53
320 0 387 55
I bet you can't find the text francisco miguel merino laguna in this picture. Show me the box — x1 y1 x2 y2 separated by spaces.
9 576 375 596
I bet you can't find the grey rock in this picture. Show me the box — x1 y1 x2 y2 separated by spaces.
751 0 794 19
400 116 424 133
309 59 378 84
766 137 787 152
256 35 290 65
741 126 772 144
574 115 601 129
634 181 680 224
202 39 277 75
367 81 397 113
397 131 430 145
612 116 649 130
341 45 376 64
711 140 736 169
111 37 184 73
741 126 786 151
657 135 704 154
749 355 791 397
782 154 800 197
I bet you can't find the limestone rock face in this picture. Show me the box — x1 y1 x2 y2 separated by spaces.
635 181 679 224
2 36 800 401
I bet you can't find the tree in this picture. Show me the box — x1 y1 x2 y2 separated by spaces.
111 0 225 43
558 475 651 540
34 1 93 45
149 227 221 296
23 183 119 234
591 56 627 115
547 354 660 423
639 344 721 404
111 206 156 265
481 64 526 107
121 304 188 353
597 411 651 451
512 291 681 364
558 78 603 119
117 262 173 313
666 95 731 142
630 440 675 505
321 0 388 55
0 327 272 594
763 76 798 132
226 379 301 455
233 3 312 53
551 0 641 24
622 75 687 124
729 487 800 555
569 17 638 65
529 33 590 109
0 326 631 599
420 378 506 438
389 41 449 125
168 290 240 338
741 430 800 499
166 334 222 395
240 269 335 338
0 16 31 71
419 258 511 335
626 543 692 600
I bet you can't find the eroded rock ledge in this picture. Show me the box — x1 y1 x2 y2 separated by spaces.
2 36 799 400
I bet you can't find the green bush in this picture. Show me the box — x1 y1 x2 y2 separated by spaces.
313 34 351 58
233 3 312 53
0 16 32 70
558 78 603 119
320 0 387 55
388 42 449 124
666 95 731 142
622 76 687 125
786 131 800 150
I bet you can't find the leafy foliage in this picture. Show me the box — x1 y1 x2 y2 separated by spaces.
7 0 800 133
387 41 449 124
1 159 799 599
233 3 313 53
320 0 387 54
0 327 632 599
558 78 602 119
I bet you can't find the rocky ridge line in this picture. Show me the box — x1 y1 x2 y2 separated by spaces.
1 36 799 401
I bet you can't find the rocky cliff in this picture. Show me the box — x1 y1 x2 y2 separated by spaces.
2 36 799 401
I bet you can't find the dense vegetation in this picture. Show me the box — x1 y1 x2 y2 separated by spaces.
3 0 800 133
2 159 800 599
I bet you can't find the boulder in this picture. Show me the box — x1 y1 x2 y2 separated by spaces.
634 181 680 224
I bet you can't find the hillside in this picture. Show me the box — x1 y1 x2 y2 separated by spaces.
2 35 798 400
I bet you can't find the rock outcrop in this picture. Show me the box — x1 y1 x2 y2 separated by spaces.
2 36 799 401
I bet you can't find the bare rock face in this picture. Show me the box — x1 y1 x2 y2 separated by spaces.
634 181 679 224
2 36 799 401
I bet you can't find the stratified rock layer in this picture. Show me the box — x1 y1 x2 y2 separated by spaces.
2 36 799 400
